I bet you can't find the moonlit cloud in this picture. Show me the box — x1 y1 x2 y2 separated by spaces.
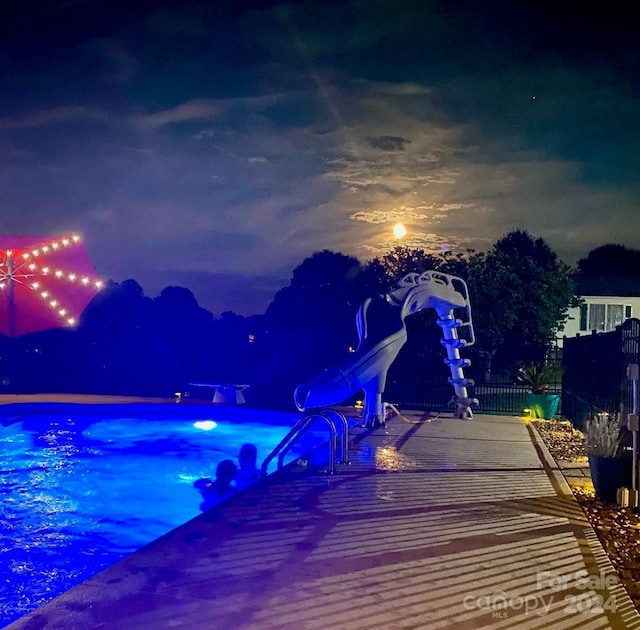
350 207 431 224
362 232 462 256
366 136 412 151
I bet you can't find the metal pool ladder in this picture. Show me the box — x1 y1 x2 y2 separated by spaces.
261 409 350 476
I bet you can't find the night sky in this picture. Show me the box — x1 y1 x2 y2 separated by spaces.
1 1 638 316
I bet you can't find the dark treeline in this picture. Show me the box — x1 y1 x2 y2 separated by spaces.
1 232 638 411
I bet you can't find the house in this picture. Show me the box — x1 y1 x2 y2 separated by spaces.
557 275 640 346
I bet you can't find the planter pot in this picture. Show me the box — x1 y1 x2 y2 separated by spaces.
526 393 560 419
588 454 633 503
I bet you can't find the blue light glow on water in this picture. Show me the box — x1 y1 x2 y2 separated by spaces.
0 405 316 627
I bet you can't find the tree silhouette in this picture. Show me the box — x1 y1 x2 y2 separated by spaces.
477 230 578 370
256 250 370 408
578 244 640 277
575 244 640 296
78 279 180 396
154 286 214 384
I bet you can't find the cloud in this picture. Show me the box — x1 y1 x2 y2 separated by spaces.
0 106 111 130
350 206 431 224
132 100 218 130
369 81 433 96
360 231 464 257
365 135 412 151
84 38 140 84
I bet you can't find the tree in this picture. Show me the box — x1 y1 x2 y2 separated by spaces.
365 247 478 381
575 244 640 296
473 230 579 371
154 286 215 383
577 244 640 278
210 311 258 383
367 245 441 292
256 251 370 408
264 250 370 347
78 279 179 395
365 232 578 378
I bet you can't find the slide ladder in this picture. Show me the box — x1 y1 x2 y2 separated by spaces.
261 409 349 476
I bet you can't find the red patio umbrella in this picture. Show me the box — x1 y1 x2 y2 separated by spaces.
0 234 103 337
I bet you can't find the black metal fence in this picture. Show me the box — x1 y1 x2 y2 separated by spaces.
562 318 640 426
382 320 640 421
385 376 561 416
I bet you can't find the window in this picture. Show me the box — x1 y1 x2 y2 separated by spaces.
606 305 624 331
588 304 605 332
586 303 633 333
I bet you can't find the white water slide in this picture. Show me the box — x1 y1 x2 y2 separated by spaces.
294 271 478 427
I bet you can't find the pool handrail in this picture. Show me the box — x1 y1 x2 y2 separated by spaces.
261 409 349 476
320 408 349 463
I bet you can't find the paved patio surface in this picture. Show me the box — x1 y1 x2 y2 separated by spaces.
6 411 640 629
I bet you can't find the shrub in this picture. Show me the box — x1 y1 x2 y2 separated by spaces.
517 362 563 394
583 413 623 458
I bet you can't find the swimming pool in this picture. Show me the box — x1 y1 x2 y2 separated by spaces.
0 403 321 627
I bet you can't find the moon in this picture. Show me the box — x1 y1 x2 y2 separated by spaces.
393 223 407 239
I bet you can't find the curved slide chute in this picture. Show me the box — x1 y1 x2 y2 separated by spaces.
294 271 477 427
294 296 407 416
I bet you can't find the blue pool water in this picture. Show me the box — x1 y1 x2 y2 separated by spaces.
0 403 318 627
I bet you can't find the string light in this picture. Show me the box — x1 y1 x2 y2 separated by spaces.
0 234 103 328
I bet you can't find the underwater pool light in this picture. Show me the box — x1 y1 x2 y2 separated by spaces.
193 420 217 431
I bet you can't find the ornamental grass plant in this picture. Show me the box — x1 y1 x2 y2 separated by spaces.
583 413 623 458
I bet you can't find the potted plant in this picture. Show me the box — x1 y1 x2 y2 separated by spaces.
583 413 631 503
518 362 563 419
